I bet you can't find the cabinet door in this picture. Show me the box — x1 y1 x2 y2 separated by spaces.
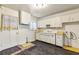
36 33 39 40
70 12 79 22
61 15 70 23
42 35 51 43
43 35 55 44
38 35 51 43
56 35 63 47
43 35 49 43
38 22 46 28
52 17 62 27
38 34 45 41
38 19 48 28
50 34 55 44
37 34 55 44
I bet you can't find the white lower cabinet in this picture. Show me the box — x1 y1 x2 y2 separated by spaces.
37 33 55 45
37 33 63 47
37 34 42 41
56 35 63 47
50 34 55 44
44 35 52 44
42 35 49 43
45 36 50 43
36 33 39 40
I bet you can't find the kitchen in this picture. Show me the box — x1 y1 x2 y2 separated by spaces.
0 4 79 55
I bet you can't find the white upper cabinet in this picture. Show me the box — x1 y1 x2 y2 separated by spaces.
70 12 79 22
52 17 62 27
20 11 31 24
61 12 79 23
38 20 46 28
61 9 79 23
38 8 79 28
61 15 71 23
38 17 62 28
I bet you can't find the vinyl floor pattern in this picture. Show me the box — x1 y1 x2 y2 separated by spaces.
17 40 79 55
0 40 79 55
0 46 21 55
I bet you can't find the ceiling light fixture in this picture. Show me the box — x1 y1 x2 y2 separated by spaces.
32 4 47 9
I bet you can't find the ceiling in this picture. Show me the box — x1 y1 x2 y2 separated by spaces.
2 4 79 18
